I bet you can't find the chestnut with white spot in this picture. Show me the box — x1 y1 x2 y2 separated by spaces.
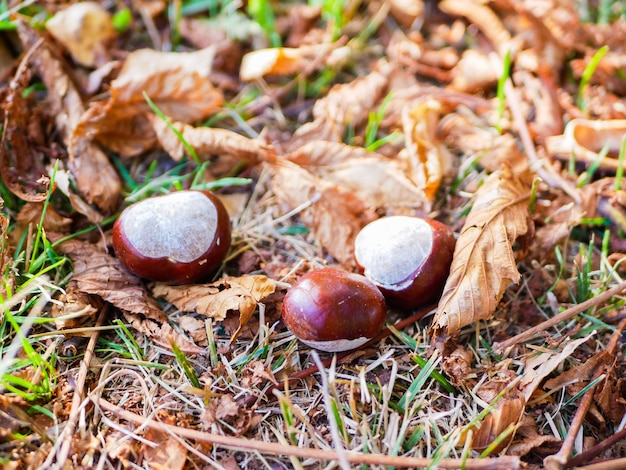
113 190 231 284
354 216 455 310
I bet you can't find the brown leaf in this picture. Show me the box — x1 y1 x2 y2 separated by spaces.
400 100 455 202
152 275 276 341
150 116 275 165
57 239 202 354
0 62 48 202
15 202 73 234
239 44 349 81
291 68 390 145
545 118 626 171
431 166 531 337
216 395 240 420
270 159 375 266
75 47 224 157
143 428 187 470
286 141 427 211
18 24 121 212
45 2 115 67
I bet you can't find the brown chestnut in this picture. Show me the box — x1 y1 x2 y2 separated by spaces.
354 216 455 310
281 268 387 352
112 190 231 284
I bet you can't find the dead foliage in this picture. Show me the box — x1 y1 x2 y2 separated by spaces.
1 1 626 469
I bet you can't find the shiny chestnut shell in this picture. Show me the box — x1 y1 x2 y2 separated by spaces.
354 216 455 310
281 268 387 352
112 190 231 284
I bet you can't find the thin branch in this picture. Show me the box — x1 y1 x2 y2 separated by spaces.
96 397 523 469
545 318 626 470
494 279 626 353
45 305 109 469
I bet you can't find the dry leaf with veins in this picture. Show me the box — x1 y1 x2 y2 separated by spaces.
270 159 376 267
400 99 454 202
150 116 275 165
291 67 390 146
74 47 223 157
17 24 121 212
152 275 276 342
286 141 427 211
431 166 531 338
57 239 202 354
464 334 593 450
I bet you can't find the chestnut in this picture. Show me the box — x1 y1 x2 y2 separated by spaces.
112 190 231 284
354 216 455 310
281 268 387 352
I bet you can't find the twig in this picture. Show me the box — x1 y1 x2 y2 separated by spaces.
494 279 626 353
544 318 626 470
96 397 523 469
44 305 109 469
565 427 626 468
572 458 626 470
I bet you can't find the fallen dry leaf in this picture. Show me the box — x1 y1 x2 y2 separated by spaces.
74 47 224 157
143 427 187 470
240 44 349 81
152 274 276 342
45 2 115 67
57 239 202 354
0 57 49 203
292 67 390 146
286 141 427 212
431 166 531 338
270 159 376 266
400 99 454 201
546 118 626 171
467 334 593 450
150 116 275 165
18 24 121 212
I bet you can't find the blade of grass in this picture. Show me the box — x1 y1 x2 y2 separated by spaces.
577 45 609 112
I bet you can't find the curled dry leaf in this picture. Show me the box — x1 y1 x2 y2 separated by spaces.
45 2 115 67
450 49 499 93
150 116 275 165
431 166 531 338
292 68 389 145
152 275 277 342
57 239 202 354
387 0 424 28
465 334 593 450
143 428 187 470
545 118 626 171
439 0 512 57
439 113 530 177
270 159 376 266
286 141 427 211
74 47 224 157
18 24 121 212
400 99 454 201
240 44 350 81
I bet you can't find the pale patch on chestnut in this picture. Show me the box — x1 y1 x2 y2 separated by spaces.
354 216 433 291
354 215 455 310
113 190 231 284
298 337 371 353
121 191 218 263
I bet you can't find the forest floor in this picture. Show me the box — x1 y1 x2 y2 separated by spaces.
1 1 626 469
